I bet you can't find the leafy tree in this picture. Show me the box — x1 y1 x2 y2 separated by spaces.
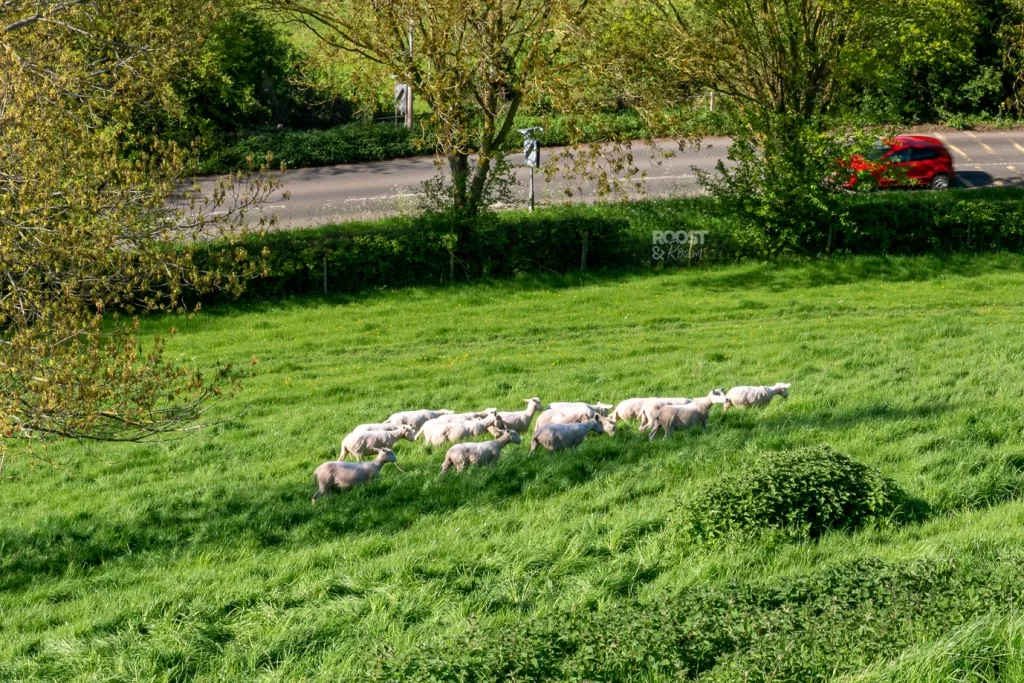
1 0 276 469
267 0 591 213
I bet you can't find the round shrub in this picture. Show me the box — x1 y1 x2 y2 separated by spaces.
681 446 912 541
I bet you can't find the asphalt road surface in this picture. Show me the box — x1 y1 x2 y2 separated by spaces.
200 130 1024 229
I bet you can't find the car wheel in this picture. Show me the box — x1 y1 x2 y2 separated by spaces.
930 173 950 190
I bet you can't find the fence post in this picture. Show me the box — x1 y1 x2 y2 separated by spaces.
581 231 588 271
449 250 455 282
323 255 328 295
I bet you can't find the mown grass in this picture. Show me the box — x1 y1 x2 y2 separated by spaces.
3 254 1024 681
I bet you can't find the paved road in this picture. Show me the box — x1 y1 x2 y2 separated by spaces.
204 130 1024 229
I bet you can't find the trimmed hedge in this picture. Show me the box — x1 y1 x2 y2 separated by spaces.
191 189 1024 305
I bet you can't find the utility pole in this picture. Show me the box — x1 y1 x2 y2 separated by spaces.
405 22 414 128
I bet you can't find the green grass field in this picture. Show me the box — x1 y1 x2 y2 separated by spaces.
4 254 1024 681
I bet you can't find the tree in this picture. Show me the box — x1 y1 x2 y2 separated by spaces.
1 0 276 468
268 0 591 213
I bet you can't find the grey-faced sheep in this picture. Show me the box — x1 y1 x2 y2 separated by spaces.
418 414 506 447
530 415 616 454
545 402 613 416
441 430 521 474
383 409 454 430
340 425 415 460
646 390 728 441
637 397 694 430
497 398 543 433
312 448 397 502
722 383 791 411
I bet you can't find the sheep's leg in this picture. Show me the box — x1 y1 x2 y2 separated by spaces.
663 423 674 440
648 424 659 442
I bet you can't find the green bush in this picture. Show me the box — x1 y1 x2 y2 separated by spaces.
680 446 913 542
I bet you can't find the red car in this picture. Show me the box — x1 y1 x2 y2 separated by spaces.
845 135 955 190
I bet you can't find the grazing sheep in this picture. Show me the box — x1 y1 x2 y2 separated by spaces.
418 414 506 447
340 425 416 460
312 448 397 502
647 390 728 441
383 409 454 430
349 422 406 434
545 402 613 416
419 408 497 427
723 383 791 411
497 398 543 433
441 430 521 474
535 405 603 430
530 415 615 454
637 397 694 430
609 398 648 422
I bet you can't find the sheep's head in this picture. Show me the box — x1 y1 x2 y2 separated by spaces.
597 415 617 436
398 425 416 440
507 429 522 444
594 402 614 416
524 397 542 410
708 388 728 404
375 448 397 465
773 382 791 398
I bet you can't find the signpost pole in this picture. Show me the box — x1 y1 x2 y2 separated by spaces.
530 166 535 212
519 126 543 213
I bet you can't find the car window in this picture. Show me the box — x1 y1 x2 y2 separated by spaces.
864 144 890 161
910 147 940 161
886 148 913 163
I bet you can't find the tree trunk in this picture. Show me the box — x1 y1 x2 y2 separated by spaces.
449 153 470 210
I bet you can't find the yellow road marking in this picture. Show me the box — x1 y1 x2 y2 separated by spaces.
980 142 995 154
1012 139 1024 155
1009 165 1017 172
995 179 1005 186
949 144 973 161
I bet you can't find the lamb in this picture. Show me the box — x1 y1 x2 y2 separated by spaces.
418 413 506 447
609 398 648 422
545 402 613 416
348 422 406 434
383 409 454 430
441 430 521 474
419 408 497 426
534 405 605 430
646 390 728 441
497 398 543 433
312 448 397 502
530 415 616 454
637 397 695 430
722 383 791 411
340 425 416 460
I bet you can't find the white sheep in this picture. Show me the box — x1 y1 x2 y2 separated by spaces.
441 430 521 474
609 398 648 422
418 414 506 447
545 402 613 416
497 398 543 433
646 390 728 441
312 448 397 502
530 415 616 454
723 383 791 411
340 425 416 460
637 397 695 430
534 405 604 430
417 409 498 431
349 422 406 435
383 409 454 430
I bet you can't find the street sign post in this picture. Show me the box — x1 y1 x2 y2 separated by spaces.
519 127 543 212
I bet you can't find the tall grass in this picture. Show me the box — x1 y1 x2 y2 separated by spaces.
3 254 1024 680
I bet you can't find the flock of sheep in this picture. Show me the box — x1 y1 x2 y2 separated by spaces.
312 382 792 502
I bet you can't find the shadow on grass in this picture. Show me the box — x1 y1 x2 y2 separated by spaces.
188 251 1024 324
0 435 654 593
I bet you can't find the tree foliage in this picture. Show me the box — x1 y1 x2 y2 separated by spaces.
0 0 276 461
267 0 591 212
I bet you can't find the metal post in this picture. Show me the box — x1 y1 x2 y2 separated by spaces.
529 167 535 212
581 231 588 271
323 256 328 295
405 24 414 128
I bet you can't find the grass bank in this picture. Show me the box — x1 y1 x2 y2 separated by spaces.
4 254 1024 679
